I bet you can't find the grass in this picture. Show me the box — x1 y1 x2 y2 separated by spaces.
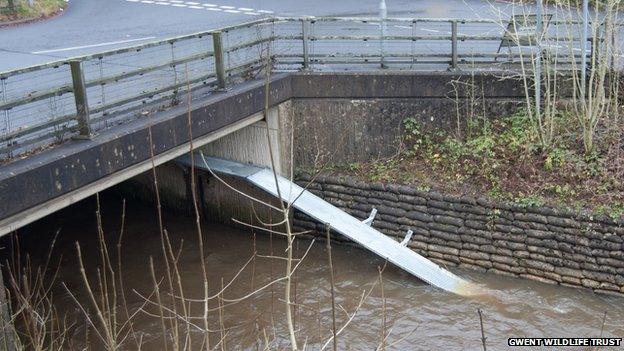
0 0 66 23
325 108 624 219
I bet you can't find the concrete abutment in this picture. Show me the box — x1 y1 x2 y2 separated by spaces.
122 104 292 226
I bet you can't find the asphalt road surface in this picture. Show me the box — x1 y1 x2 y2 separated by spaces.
0 0 530 72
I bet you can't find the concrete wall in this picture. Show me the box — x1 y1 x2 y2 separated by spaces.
290 71 526 168
292 98 521 168
198 104 292 224
293 173 624 296
121 105 291 225
202 102 293 176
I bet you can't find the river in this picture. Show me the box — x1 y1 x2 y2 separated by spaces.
3 193 623 350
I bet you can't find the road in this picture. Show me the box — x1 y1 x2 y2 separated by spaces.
0 0 525 72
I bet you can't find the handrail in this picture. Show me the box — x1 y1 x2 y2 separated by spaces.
0 17 276 79
276 15 623 26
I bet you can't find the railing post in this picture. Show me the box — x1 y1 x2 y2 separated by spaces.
212 31 227 91
450 20 458 70
1 77 11 157
379 0 387 68
70 60 92 139
301 18 310 70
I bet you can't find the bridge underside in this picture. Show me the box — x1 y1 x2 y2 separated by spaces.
0 72 524 235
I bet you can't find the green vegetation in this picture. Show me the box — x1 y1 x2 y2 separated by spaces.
0 0 66 23
340 108 624 218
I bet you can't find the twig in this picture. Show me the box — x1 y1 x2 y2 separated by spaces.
477 308 487 351
149 257 169 350
185 62 210 351
325 224 337 351
379 265 386 351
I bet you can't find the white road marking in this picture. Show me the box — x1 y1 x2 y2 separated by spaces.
395 25 411 29
124 0 267 16
31 37 157 54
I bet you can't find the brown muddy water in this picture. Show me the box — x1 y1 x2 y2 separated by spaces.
4 194 624 350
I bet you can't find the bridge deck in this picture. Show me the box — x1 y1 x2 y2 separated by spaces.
177 154 481 296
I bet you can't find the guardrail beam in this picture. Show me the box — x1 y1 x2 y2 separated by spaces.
380 0 387 68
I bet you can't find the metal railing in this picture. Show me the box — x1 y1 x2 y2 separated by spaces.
0 16 610 161
274 16 599 69
0 17 276 159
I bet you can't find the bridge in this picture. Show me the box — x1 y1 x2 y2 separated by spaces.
0 16 592 160
0 15 593 294
0 70 524 235
0 67 524 295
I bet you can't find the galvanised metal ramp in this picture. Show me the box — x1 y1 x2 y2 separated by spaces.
177 154 480 296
